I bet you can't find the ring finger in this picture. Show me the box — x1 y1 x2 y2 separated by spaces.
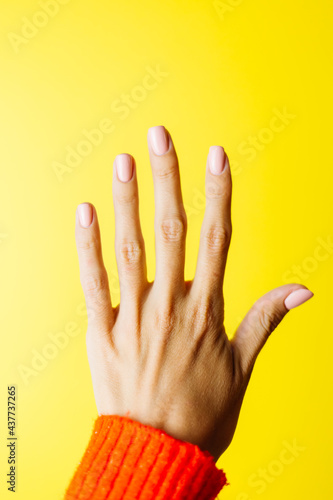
112 154 148 307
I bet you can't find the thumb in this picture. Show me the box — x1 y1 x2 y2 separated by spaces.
231 284 314 376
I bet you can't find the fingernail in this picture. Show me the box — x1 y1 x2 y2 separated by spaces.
116 154 133 182
284 289 314 310
148 126 169 155
208 146 227 175
78 203 93 228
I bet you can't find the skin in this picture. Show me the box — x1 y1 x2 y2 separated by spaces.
75 126 312 462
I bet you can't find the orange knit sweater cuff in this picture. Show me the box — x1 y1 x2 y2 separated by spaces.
64 414 228 499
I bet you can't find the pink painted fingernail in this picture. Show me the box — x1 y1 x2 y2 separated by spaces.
116 154 133 182
148 126 170 155
78 203 93 228
208 146 227 175
284 289 314 310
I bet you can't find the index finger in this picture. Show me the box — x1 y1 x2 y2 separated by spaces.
191 146 232 301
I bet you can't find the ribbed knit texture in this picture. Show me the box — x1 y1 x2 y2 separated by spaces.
64 414 228 499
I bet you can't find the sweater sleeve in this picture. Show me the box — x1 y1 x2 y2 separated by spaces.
63 414 228 500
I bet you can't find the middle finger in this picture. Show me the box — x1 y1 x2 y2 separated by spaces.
147 126 187 296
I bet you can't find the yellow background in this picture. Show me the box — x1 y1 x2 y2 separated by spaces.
0 0 332 498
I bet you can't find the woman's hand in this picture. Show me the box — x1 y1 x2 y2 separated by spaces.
75 126 313 462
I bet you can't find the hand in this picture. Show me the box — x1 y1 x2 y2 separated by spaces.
75 126 313 462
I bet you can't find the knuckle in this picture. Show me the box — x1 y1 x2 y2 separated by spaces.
206 179 225 199
191 297 216 332
86 326 111 348
77 236 99 252
155 164 178 181
82 269 109 296
119 240 143 266
256 305 281 336
153 300 175 335
115 190 138 207
159 215 187 243
203 225 231 253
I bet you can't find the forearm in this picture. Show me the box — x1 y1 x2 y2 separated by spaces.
64 415 228 500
